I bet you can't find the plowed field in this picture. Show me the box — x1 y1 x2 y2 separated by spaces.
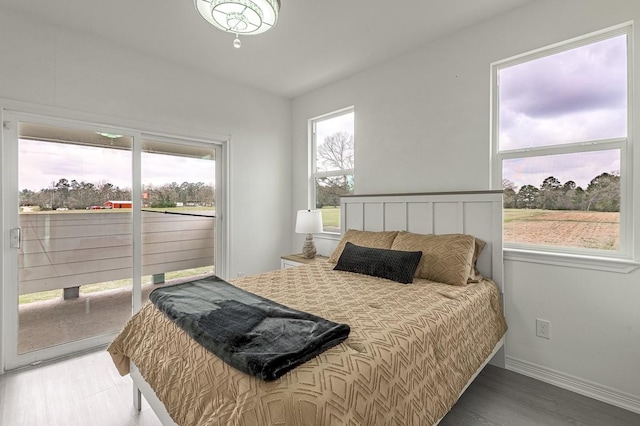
504 209 619 250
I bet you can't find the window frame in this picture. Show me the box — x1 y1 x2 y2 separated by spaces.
308 106 355 235
490 24 638 272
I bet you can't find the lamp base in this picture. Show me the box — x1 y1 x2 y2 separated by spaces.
301 234 317 259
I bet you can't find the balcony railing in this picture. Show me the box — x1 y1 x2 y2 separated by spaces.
18 211 215 296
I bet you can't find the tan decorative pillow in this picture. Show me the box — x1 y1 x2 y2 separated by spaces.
391 232 476 286
468 238 486 283
328 229 399 264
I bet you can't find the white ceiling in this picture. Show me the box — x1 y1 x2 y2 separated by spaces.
1 0 534 99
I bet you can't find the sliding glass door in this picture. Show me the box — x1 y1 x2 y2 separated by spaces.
1 118 133 367
2 113 225 370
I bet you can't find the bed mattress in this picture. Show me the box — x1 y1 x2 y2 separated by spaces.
108 261 507 426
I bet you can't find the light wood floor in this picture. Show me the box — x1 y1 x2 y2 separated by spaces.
1 349 638 426
0 349 162 426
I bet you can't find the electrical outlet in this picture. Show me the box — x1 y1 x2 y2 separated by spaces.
536 318 551 339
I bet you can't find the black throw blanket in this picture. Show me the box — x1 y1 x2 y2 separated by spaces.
149 276 350 381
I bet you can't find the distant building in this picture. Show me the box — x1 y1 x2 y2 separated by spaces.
105 200 132 209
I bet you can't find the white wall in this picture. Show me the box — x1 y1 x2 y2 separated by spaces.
292 0 640 412
0 8 292 278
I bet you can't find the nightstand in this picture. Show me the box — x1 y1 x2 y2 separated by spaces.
280 253 329 269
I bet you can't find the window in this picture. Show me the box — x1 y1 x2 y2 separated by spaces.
492 27 632 261
310 107 355 233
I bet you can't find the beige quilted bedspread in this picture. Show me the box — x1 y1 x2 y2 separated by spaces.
108 262 507 426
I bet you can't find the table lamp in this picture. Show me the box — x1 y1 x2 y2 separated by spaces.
295 210 323 258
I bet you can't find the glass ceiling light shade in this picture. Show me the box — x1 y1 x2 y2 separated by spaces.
195 0 280 36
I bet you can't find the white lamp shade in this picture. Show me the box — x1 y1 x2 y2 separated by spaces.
295 210 323 234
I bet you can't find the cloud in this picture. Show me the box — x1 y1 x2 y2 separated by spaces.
503 149 620 190
499 34 627 151
500 107 626 149
19 140 215 192
500 35 626 118
315 111 354 146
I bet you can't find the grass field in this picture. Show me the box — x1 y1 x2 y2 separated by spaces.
504 209 619 250
319 207 340 229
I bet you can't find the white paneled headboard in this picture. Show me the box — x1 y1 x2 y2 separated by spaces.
340 191 504 292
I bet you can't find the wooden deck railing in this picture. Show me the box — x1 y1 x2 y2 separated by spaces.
18 211 215 295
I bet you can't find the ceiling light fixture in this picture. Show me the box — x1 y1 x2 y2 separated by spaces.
195 0 280 48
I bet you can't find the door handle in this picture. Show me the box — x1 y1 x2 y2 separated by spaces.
10 227 21 249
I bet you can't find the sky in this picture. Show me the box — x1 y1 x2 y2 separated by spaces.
315 110 354 172
20 111 354 192
316 111 354 145
19 139 215 192
499 34 626 189
18 35 625 193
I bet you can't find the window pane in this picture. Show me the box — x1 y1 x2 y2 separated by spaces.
499 35 627 151
315 112 354 173
312 108 354 233
315 174 354 233
18 124 133 353
503 150 620 250
141 139 216 304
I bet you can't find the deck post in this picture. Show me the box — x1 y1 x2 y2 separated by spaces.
63 287 80 299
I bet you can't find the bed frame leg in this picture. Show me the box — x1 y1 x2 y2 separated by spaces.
488 344 506 369
133 385 142 411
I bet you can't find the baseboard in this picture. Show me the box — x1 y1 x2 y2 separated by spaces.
506 356 640 415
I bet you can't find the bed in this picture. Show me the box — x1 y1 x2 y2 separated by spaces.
108 191 507 426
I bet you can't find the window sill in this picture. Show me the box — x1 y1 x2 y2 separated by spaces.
504 248 640 273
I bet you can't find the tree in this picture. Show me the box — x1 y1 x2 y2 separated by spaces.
538 176 562 210
517 185 539 209
502 179 518 208
572 187 586 210
53 178 71 208
586 172 620 212
316 176 353 208
178 181 201 205
19 189 37 206
19 178 214 210
315 132 354 208
145 182 178 207
98 181 115 205
317 132 354 172
557 180 577 210
197 183 215 207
